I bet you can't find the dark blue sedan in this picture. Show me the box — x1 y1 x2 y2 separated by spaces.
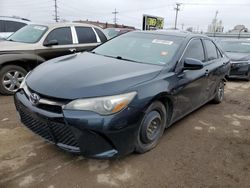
220 39 250 81
14 31 230 159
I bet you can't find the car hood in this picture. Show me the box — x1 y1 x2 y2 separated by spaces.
226 52 250 62
26 52 163 99
0 40 35 52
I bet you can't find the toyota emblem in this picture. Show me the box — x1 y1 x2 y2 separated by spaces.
30 93 40 105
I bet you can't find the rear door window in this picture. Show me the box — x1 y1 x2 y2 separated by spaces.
75 27 97 44
182 39 205 62
45 27 72 45
204 40 219 61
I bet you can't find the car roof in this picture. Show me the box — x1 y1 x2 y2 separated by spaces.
220 38 250 42
133 30 208 39
105 28 134 31
0 16 31 24
33 22 104 30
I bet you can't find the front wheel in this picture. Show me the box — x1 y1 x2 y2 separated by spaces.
135 101 167 154
212 81 225 104
0 65 27 95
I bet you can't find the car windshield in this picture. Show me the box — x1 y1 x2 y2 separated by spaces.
93 32 183 66
7 25 48 43
220 41 250 53
104 28 120 39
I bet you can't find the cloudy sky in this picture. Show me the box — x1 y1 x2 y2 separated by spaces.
1 0 250 32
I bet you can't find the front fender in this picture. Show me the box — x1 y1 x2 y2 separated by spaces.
0 52 45 67
128 72 177 110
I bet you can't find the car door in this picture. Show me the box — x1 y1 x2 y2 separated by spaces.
173 38 208 119
202 39 225 101
73 26 102 52
37 27 76 61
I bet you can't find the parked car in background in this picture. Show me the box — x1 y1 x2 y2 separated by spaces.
15 31 230 159
0 22 107 95
220 39 250 81
0 16 31 39
104 28 134 39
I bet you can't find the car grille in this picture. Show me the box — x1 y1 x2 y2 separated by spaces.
15 99 80 152
23 86 69 114
230 64 243 76
36 103 63 114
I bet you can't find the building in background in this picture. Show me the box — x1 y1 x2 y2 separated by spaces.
74 20 135 29
207 11 224 33
228 25 248 33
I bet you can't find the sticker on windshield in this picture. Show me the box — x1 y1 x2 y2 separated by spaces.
241 43 250 45
160 51 168 56
152 39 173 45
158 61 167 65
33 26 46 31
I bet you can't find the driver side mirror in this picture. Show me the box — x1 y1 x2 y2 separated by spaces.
44 39 58 47
183 58 204 70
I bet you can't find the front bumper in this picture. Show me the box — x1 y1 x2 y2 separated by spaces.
228 63 250 79
14 91 144 159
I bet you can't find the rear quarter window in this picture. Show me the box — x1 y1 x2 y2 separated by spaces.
94 28 107 42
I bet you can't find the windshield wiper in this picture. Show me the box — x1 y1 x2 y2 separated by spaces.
91 52 143 64
91 52 117 59
226 50 241 53
116 56 142 63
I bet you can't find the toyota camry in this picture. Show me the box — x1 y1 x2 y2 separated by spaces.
14 31 230 159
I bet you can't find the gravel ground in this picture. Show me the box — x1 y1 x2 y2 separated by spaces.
0 81 249 188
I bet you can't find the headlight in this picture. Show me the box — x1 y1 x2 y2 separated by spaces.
63 92 137 115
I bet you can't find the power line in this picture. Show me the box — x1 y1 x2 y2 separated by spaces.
54 0 59 22
184 3 250 6
174 3 181 30
112 8 118 25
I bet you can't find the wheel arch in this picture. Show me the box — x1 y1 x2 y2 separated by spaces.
0 60 37 72
144 92 174 127
0 53 45 72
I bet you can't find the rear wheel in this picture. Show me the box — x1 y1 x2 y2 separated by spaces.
135 101 167 154
212 80 224 104
0 65 27 95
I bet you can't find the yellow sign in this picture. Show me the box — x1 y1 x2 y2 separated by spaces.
143 15 164 30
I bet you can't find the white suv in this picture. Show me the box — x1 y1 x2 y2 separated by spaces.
0 16 31 39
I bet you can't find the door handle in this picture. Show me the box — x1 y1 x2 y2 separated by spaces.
205 70 209 77
69 48 76 53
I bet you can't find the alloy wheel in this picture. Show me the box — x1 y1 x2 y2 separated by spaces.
2 70 25 92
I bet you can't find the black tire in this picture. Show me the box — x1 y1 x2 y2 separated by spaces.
0 65 27 95
135 101 167 154
212 80 225 104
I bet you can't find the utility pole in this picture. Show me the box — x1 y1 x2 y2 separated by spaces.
112 8 118 27
174 3 181 30
54 0 59 22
